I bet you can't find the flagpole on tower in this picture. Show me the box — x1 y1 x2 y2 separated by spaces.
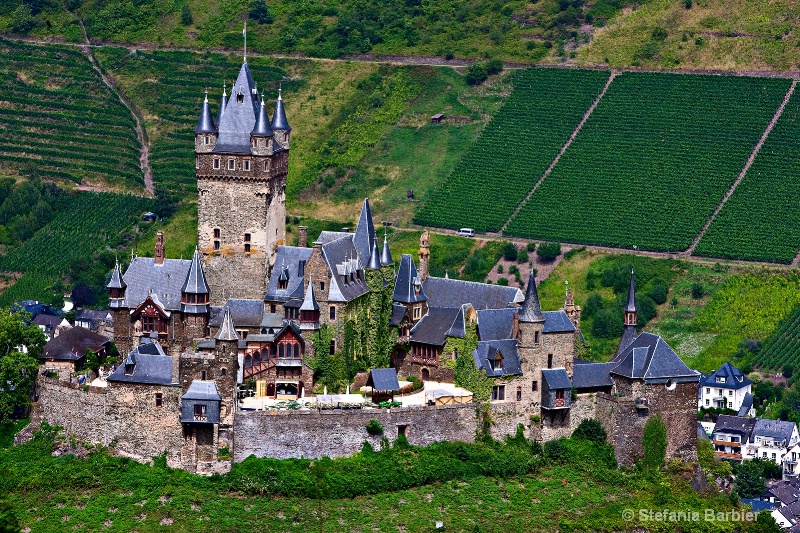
243 22 247 63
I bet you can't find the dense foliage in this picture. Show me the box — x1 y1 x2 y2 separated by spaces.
506 73 790 251
0 310 45 421
0 178 66 245
0 38 142 187
415 68 610 232
642 415 667 470
695 89 800 263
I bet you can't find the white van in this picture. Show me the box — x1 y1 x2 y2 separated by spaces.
457 228 475 238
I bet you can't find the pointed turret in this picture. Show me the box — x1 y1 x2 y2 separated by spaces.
216 82 228 126
252 95 273 137
108 259 126 309
215 307 239 341
519 272 545 323
181 247 210 314
380 235 393 265
614 269 639 360
625 269 637 315
353 198 376 264
300 282 319 312
271 86 291 131
368 240 381 270
195 90 216 134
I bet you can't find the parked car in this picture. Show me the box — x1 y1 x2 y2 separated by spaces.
457 228 475 237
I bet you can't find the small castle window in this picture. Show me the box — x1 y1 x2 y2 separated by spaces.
516 387 522 402
201 370 206 380
532 381 538 392
236 93 244 103
534 331 540 345
413 306 422 320
213 158 220 170
204 135 210 145
155 393 163 407
221 368 227 377
491 385 505 401
196 157 199 169
329 339 336 355
293 344 299 358
244 160 250 171
214 228 221 239
244 233 251 242
320 281 325 292
214 240 220 251
228 159 235 170
270 304 276 313
547 354 553 369
264 160 269 171
244 244 251 253
330 306 336 320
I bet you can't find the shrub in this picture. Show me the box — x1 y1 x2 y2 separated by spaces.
536 242 562 261
181 4 193 25
497 264 503 273
249 0 274 24
582 293 604 319
517 248 529 264
651 280 668 305
572 419 606 445
466 61 488 85
591 308 623 339
486 59 503 75
365 419 384 436
642 415 667 470
697 439 732 479
526 242 536 252
691 282 706 299
509 265 519 275
502 242 518 261
497 277 509 286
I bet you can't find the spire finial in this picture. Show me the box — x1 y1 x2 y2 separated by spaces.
278 82 282 100
223 80 227 96
243 21 247 63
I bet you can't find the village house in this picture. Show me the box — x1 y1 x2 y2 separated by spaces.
698 362 754 415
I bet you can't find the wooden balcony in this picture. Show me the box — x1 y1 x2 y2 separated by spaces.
712 439 741 447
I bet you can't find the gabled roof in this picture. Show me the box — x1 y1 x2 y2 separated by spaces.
422 277 522 310
107 342 173 385
572 362 615 389
473 339 521 377
542 368 572 390
447 305 469 338
76 309 112 321
34 314 67 329
213 62 259 154
394 254 427 304
215 307 239 341
195 91 216 134
519 272 544 323
209 299 264 328
122 256 192 311
182 380 222 401
767 480 800 506
542 311 575 333
368 368 399 392
610 332 700 384
712 415 756 437
181 248 210 314
271 88 291 131
265 246 313 302
410 307 462 346
477 308 516 341
752 419 797 444
43 326 107 361
316 231 352 244
352 199 376 265
701 362 752 390
615 325 639 360
321 234 369 303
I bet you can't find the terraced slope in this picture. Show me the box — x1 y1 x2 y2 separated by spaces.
694 87 800 263
756 303 800 371
0 38 142 188
414 68 611 233
504 72 790 252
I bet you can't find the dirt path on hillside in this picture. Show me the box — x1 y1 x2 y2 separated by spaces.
499 71 617 234
685 79 798 256
74 22 154 197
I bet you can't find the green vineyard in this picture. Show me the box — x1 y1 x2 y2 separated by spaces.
413 68 611 233
694 88 800 263
94 48 289 196
0 192 155 306
756 303 800 370
504 72 790 252
0 38 142 188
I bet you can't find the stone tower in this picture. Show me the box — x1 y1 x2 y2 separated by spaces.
194 59 290 305
517 272 546 406
418 230 430 283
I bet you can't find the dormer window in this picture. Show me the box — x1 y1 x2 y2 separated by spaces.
124 363 134 376
717 377 725 383
236 93 244 103
490 352 503 371
278 279 288 290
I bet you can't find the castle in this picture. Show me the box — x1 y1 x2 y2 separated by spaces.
36 54 701 473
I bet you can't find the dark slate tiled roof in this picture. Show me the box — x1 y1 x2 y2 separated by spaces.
477 308 515 341
213 63 259 154
352 199 376 265
265 246 312 302
751 419 797 444
738 392 754 417
422 277 522 310
209 299 264 328
572 362 615 389
271 90 291 131
216 88 227 127
610 332 700 384
712 415 756 437
107 343 173 385
261 313 284 329
625 270 637 313
542 311 575 333
195 92 216 133
135 340 165 355
380 236 393 265
519 272 545 323
252 95 273 136
367 240 381 270
394 254 426 304
182 380 222 401
768 480 800 506
182 248 209 295
322 235 369 303
542 368 572 390
697 422 710 442
390 303 407 326
107 260 126 289
215 307 239 341
473 339 522 378
701 362 753 390
447 305 468 338
300 281 319 311
34 314 66 329
77 309 112 321
316 231 352 244
410 307 461 346
122 257 192 311
369 368 399 391
614 325 639 359
43 326 107 361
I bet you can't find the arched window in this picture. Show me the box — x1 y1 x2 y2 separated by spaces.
221 368 227 377
271 344 277 358
244 355 252 369
253 351 261 365
293 344 299 358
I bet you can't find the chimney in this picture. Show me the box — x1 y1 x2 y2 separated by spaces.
418 230 430 283
298 225 308 248
155 231 165 265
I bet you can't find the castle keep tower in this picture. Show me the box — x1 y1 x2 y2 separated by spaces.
194 59 290 305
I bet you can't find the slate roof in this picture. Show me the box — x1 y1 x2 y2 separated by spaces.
368 368 399 391
738 392 754 417
390 303 407 326
473 339 522 377
625 269 637 313
265 246 313 302
252 95 273 136
271 89 291 131
195 91 216 134
410 307 461 346
316 231 352 244
447 305 468 338
422 277 522 310
182 380 222 401
216 87 227 127
542 311 575 333
610 332 700 384
542 368 572 390
615 325 639 359
209 299 264 328
34 314 66 330
352 199 376 265
751 419 797 444
76 309 112 322
261 313 285 329
322 234 369 303
698 422 711 442
713 415 756 438
107 342 173 385
121 257 192 311
768 480 800 506
477 308 516 341
43 326 107 361
300 281 319 311
701 362 753 390
213 62 259 154
107 260 126 290
519 272 545 323
394 254 426 304
215 307 239 341
380 236 393 265
367 240 381 270
572 362 615 389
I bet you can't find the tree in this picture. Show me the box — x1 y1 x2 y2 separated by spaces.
536 242 562 262
486 59 503 75
502 242 518 261
733 458 767 498
181 4 193 25
591 307 622 339
0 310 44 422
465 61 488 85
249 0 274 24
0 500 19 533
642 415 667 470
11 4 35 34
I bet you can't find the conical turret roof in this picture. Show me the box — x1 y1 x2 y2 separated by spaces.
107 259 126 290
252 95 274 136
300 281 319 311
368 240 381 270
353 198 376 264
216 84 227 127
215 307 239 341
195 90 216 134
380 235 393 265
519 272 545 323
271 86 291 131
182 247 209 295
625 269 637 313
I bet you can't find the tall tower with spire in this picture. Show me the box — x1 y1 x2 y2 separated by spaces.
614 269 639 360
194 35 290 305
